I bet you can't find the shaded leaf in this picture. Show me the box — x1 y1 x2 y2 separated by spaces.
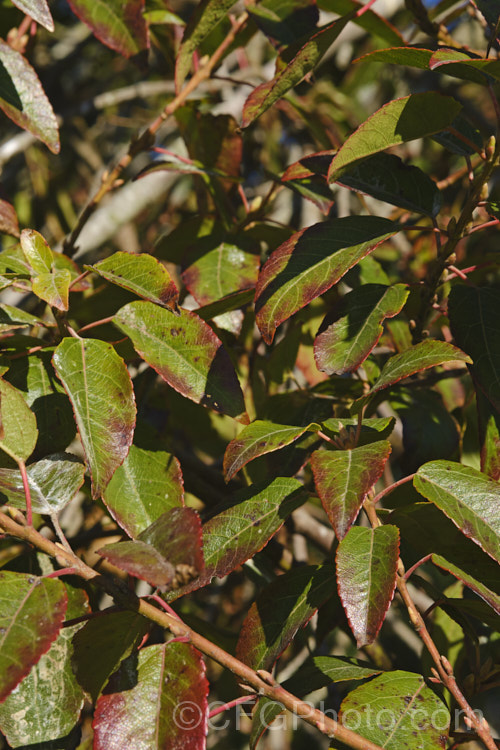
93 643 208 750
282 149 334 181
476 0 500 28
20 229 71 311
113 301 247 422
321 416 395 443
182 241 260 306
0 303 43 332
311 440 391 540
336 525 399 646
431 554 500 616
255 215 397 344
66 0 149 59
10 0 54 30
0 453 84 514
0 572 67 701
52 338 136 499
430 48 500 84
327 93 462 182
414 460 500 564
315 284 408 375
0 377 38 463
432 114 483 156
283 655 382 696
317 0 404 45
248 0 319 45
476 388 500 480
196 288 255 322
0 193 20 237
281 172 334 214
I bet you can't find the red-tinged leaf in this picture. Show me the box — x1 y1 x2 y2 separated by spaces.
356 46 433 71
223 420 320 482
66 0 149 59
0 377 38 463
89 252 179 310
0 40 59 153
52 338 136 499
236 565 334 670
430 48 500 84
93 642 208 750
97 540 176 589
0 191 19 237
282 149 334 181
336 525 399 647
0 572 67 701
336 671 449 749
103 445 184 538
113 300 248 422
414 460 500 565
21 229 71 311
315 284 408 375
182 241 260 306
311 440 392 540
10 0 54 31
242 15 352 128
317 0 404 45
327 93 462 182
431 554 500 616
255 215 397 344
282 173 334 214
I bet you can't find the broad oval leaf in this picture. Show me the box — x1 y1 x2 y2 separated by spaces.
311 440 392 540
182 241 260 306
113 300 248 422
89 252 179 310
10 0 54 30
315 284 408 375
414 460 500 564
254 215 397 344
0 572 67 701
336 525 399 646
93 642 208 750
97 540 176 589
21 229 71 311
66 0 149 59
52 338 136 499
0 40 59 153
0 377 38 463
327 93 462 182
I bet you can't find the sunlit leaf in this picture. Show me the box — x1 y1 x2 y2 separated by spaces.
66 0 149 58
0 304 43 333
10 0 54 31
182 241 260 306
20 229 71 311
317 0 404 45
0 453 84 514
430 48 500 84
0 377 38 463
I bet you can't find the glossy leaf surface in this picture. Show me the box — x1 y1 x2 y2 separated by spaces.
66 0 149 58
0 453 84 514
0 377 38 463
10 0 54 30
21 229 71 311
90 252 179 310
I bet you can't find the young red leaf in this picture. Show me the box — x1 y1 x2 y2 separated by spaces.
10 0 54 31
254 216 397 344
66 0 149 59
336 525 399 647
52 338 136 499
311 440 392 539
0 192 20 238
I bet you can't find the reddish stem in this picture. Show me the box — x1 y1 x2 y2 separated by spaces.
404 553 433 581
45 567 78 578
148 594 182 620
18 461 32 526
209 695 255 719
466 219 500 235
372 473 416 506
78 316 114 334
356 0 378 16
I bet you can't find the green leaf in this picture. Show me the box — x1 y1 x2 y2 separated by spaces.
20 229 71 311
336 525 399 646
0 303 44 332
321 416 395 443
0 40 59 153
414 460 500 564
89 252 179 310
0 453 84 514
0 377 38 463
93 643 208 750
182 241 260 306
431 554 500 616
282 656 382 703
143 9 185 25
242 14 353 128
430 48 500 84
311 440 392 540
476 388 500 480
248 0 319 45
327 93 462 182
113 301 248 422
66 0 149 58
0 572 67 701
10 0 54 30
432 114 483 156
52 338 136 499
336 671 449 749
317 0 404 45
315 284 408 375
223 420 320 482
236 564 335 670
103 445 184 538
255 215 397 344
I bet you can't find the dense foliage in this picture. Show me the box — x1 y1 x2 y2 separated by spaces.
0 1 500 748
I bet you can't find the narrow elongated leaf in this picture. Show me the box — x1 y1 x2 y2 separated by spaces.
223 420 320 482
311 441 392 539
182 241 260 306
336 525 399 646
0 572 67 701
432 114 483 155
336 671 449 749
0 453 84 514
328 93 462 182
52 338 136 498
66 0 149 58
431 554 500 616
93 643 208 750
414 460 500 564
10 0 54 30
0 377 38 463
283 655 382 696
113 301 247 422
103 445 184 538
21 229 71 311
242 15 352 127
0 40 59 153
317 0 404 45
0 303 42 332
90 252 179 310
430 48 500 83
236 565 335 670
255 216 397 344
315 284 408 375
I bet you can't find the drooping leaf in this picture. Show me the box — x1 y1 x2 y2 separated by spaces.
283 655 382 696
236 564 335 670
93 643 208 750
0 572 67 701
113 301 248 422
52 338 136 499
0 40 59 153
317 0 404 45
254 215 397 344
414 460 500 564
182 241 260 306
0 377 38 463
223 420 320 482
89 252 179 310
429 48 500 84
20 229 71 311
0 192 20 237
327 93 462 182
248 0 319 45
282 149 334 182
0 303 43 332
10 0 54 30
242 14 353 127
432 114 483 156
336 525 399 646
143 9 185 25
103 445 184 538
314 284 408 375
431 554 500 616
311 440 391 540
66 0 149 59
